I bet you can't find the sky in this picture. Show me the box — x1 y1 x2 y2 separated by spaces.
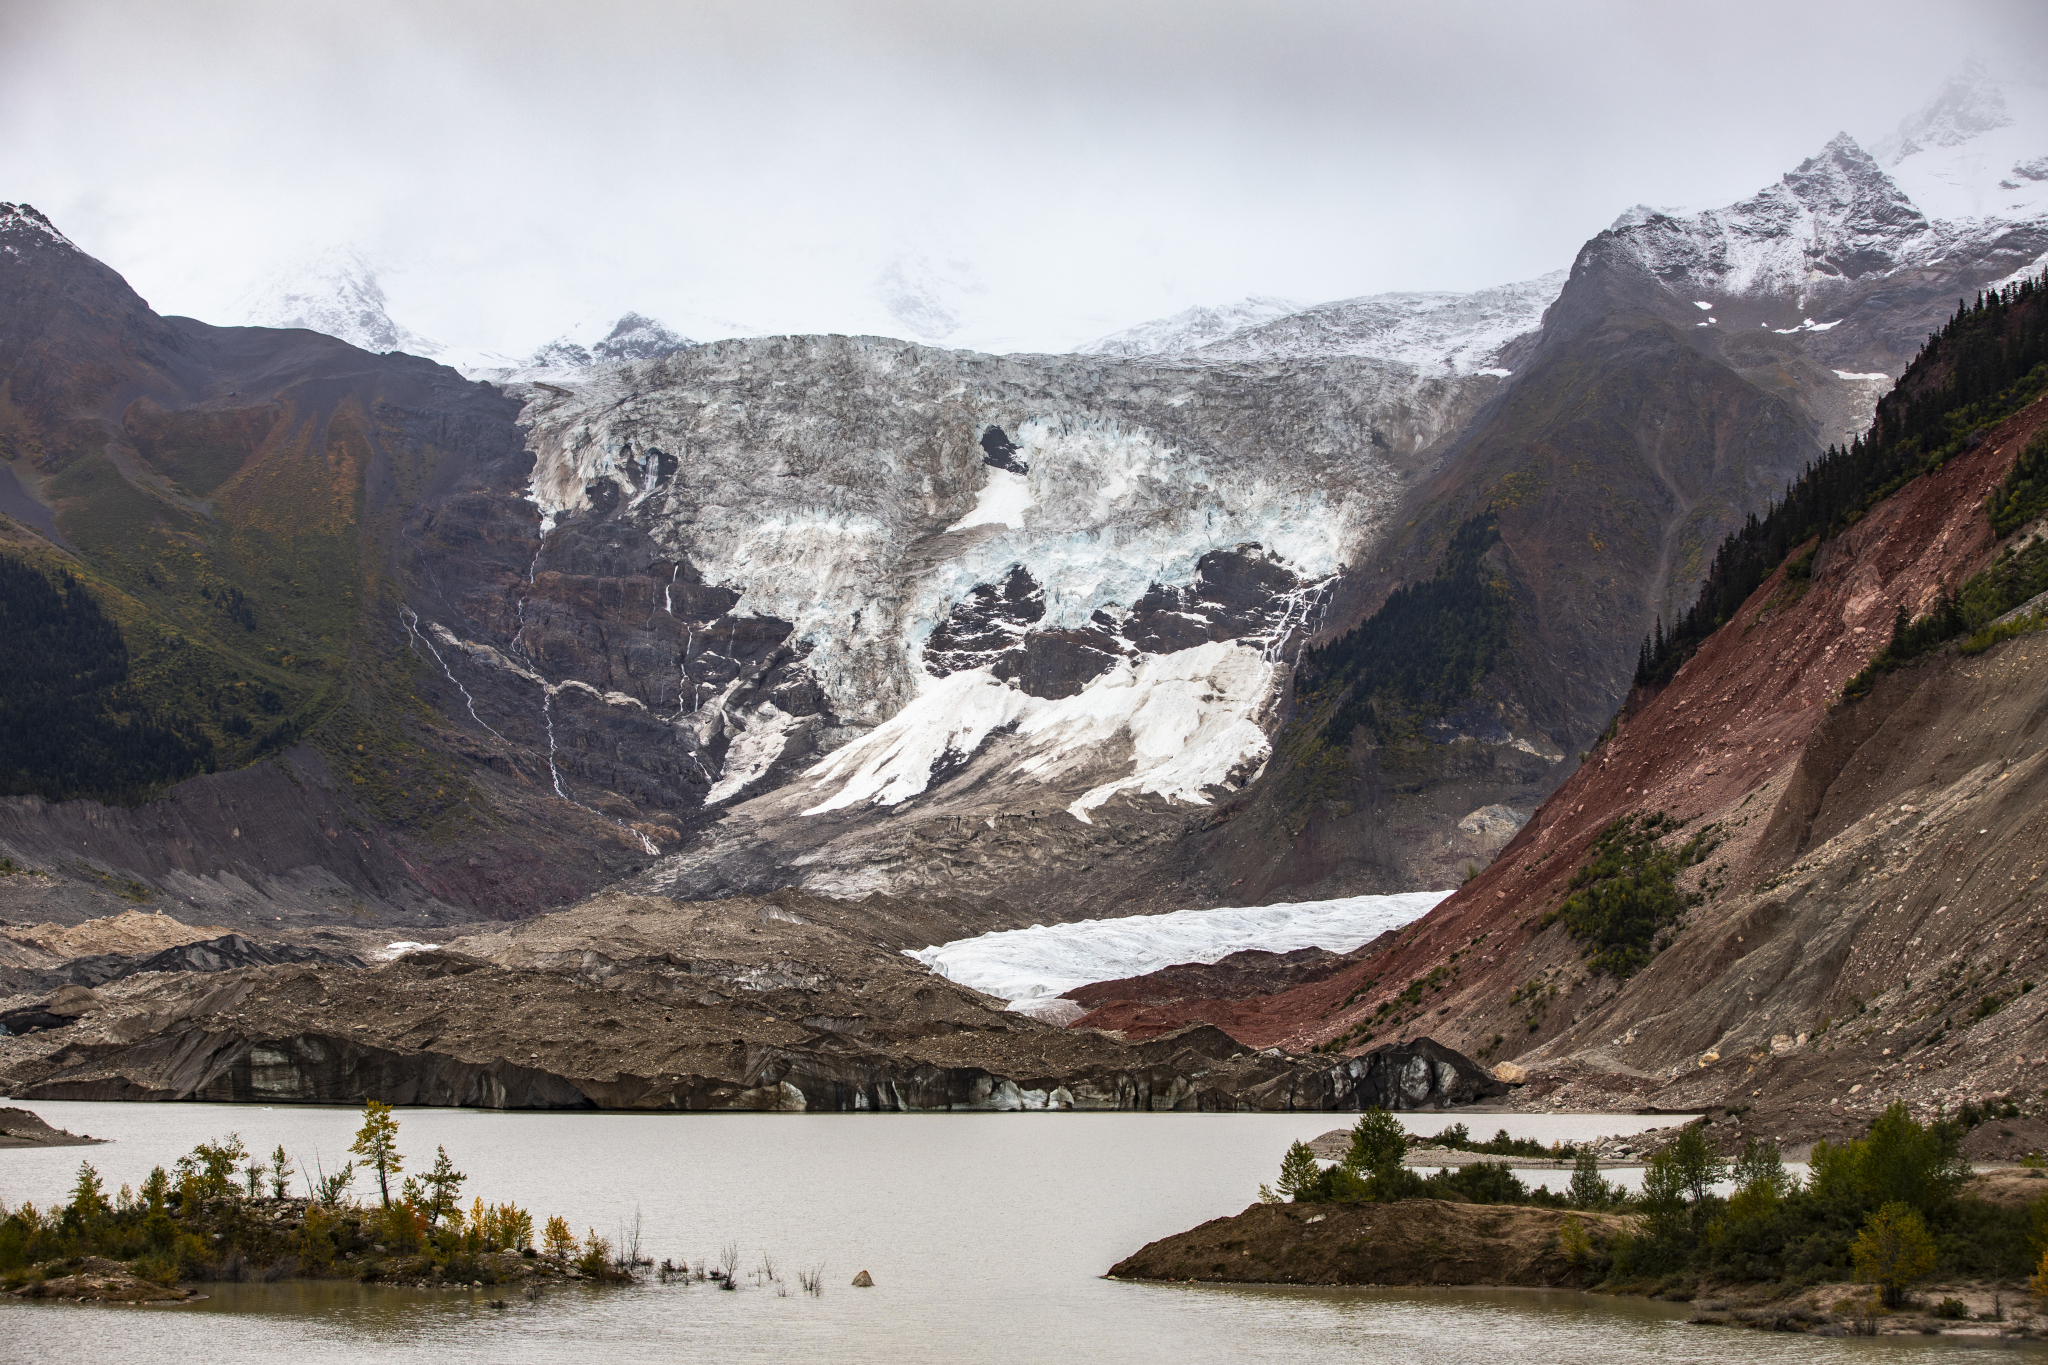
2 0 2044 357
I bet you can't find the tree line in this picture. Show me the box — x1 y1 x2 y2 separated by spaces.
1637 269 2048 688
1300 513 1516 745
1270 1103 2046 1305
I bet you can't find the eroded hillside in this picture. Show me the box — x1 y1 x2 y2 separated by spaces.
1124 282 2048 1148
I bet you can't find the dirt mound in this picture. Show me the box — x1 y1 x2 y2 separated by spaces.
1961 1119 2048 1163
1108 1199 1630 1286
11 1260 198 1302
0 1105 102 1147
5 910 229 960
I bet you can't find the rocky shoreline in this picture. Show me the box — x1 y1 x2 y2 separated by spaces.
1108 1199 1629 1288
1112 1159 2048 1340
1108 1197 2048 1339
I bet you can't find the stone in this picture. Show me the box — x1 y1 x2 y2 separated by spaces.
850 1269 874 1287
1492 1061 1529 1084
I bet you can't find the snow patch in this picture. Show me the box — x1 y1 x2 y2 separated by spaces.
946 466 1033 533
706 702 803 804
799 640 1280 821
1833 370 1891 382
907 890 1451 1003
376 941 441 961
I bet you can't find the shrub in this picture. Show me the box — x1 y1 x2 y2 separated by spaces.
1542 813 1707 978
1559 1214 1592 1267
1851 1202 1938 1307
575 1229 615 1278
1430 1161 1528 1205
1570 1150 1623 1210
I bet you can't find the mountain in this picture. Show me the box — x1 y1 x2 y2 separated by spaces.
1875 62 2048 223
521 312 695 373
233 246 445 357
1186 277 2048 1148
1080 273 1565 375
1173 121 2048 906
0 73 2042 942
0 201 662 928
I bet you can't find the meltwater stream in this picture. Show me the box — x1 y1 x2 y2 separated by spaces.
0 1105 2000 1364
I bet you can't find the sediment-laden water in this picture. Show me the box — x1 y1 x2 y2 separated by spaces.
0 1105 1991 1363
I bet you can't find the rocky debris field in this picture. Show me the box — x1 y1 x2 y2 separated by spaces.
0 893 1508 1112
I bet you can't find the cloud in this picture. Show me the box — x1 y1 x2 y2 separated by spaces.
1 0 2040 353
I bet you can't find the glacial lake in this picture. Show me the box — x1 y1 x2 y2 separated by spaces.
0 1104 2004 1363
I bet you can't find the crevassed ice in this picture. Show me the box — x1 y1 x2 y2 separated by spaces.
523 393 1364 726
907 891 1452 1004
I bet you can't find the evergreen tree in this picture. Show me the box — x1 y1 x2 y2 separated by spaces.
1276 1140 1322 1202
350 1101 404 1208
419 1145 467 1228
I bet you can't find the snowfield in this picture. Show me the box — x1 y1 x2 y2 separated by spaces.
906 890 1451 1009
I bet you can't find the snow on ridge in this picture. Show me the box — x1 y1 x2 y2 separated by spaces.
1077 296 1304 357
1076 273 1564 375
235 246 445 357
0 203 77 251
907 890 1451 1004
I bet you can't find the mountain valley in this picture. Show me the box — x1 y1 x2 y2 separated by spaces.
2 70 2046 1120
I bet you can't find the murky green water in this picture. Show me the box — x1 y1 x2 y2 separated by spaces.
0 1105 2017 1363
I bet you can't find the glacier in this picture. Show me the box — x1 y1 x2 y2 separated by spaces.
906 890 1452 1005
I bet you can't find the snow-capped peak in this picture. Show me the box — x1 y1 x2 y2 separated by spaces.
528 312 695 369
1874 61 2015 164
1873 64 2048 222
0 202 77 253
1602 133 1949 300
874 250 989 343
234 245 443 356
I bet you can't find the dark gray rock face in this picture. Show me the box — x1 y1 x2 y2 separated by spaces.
6 1020 1500 1113
1323 1037 1512 1111
63 934 364 986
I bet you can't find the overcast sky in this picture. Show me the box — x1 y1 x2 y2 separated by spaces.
2 0 2043 355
